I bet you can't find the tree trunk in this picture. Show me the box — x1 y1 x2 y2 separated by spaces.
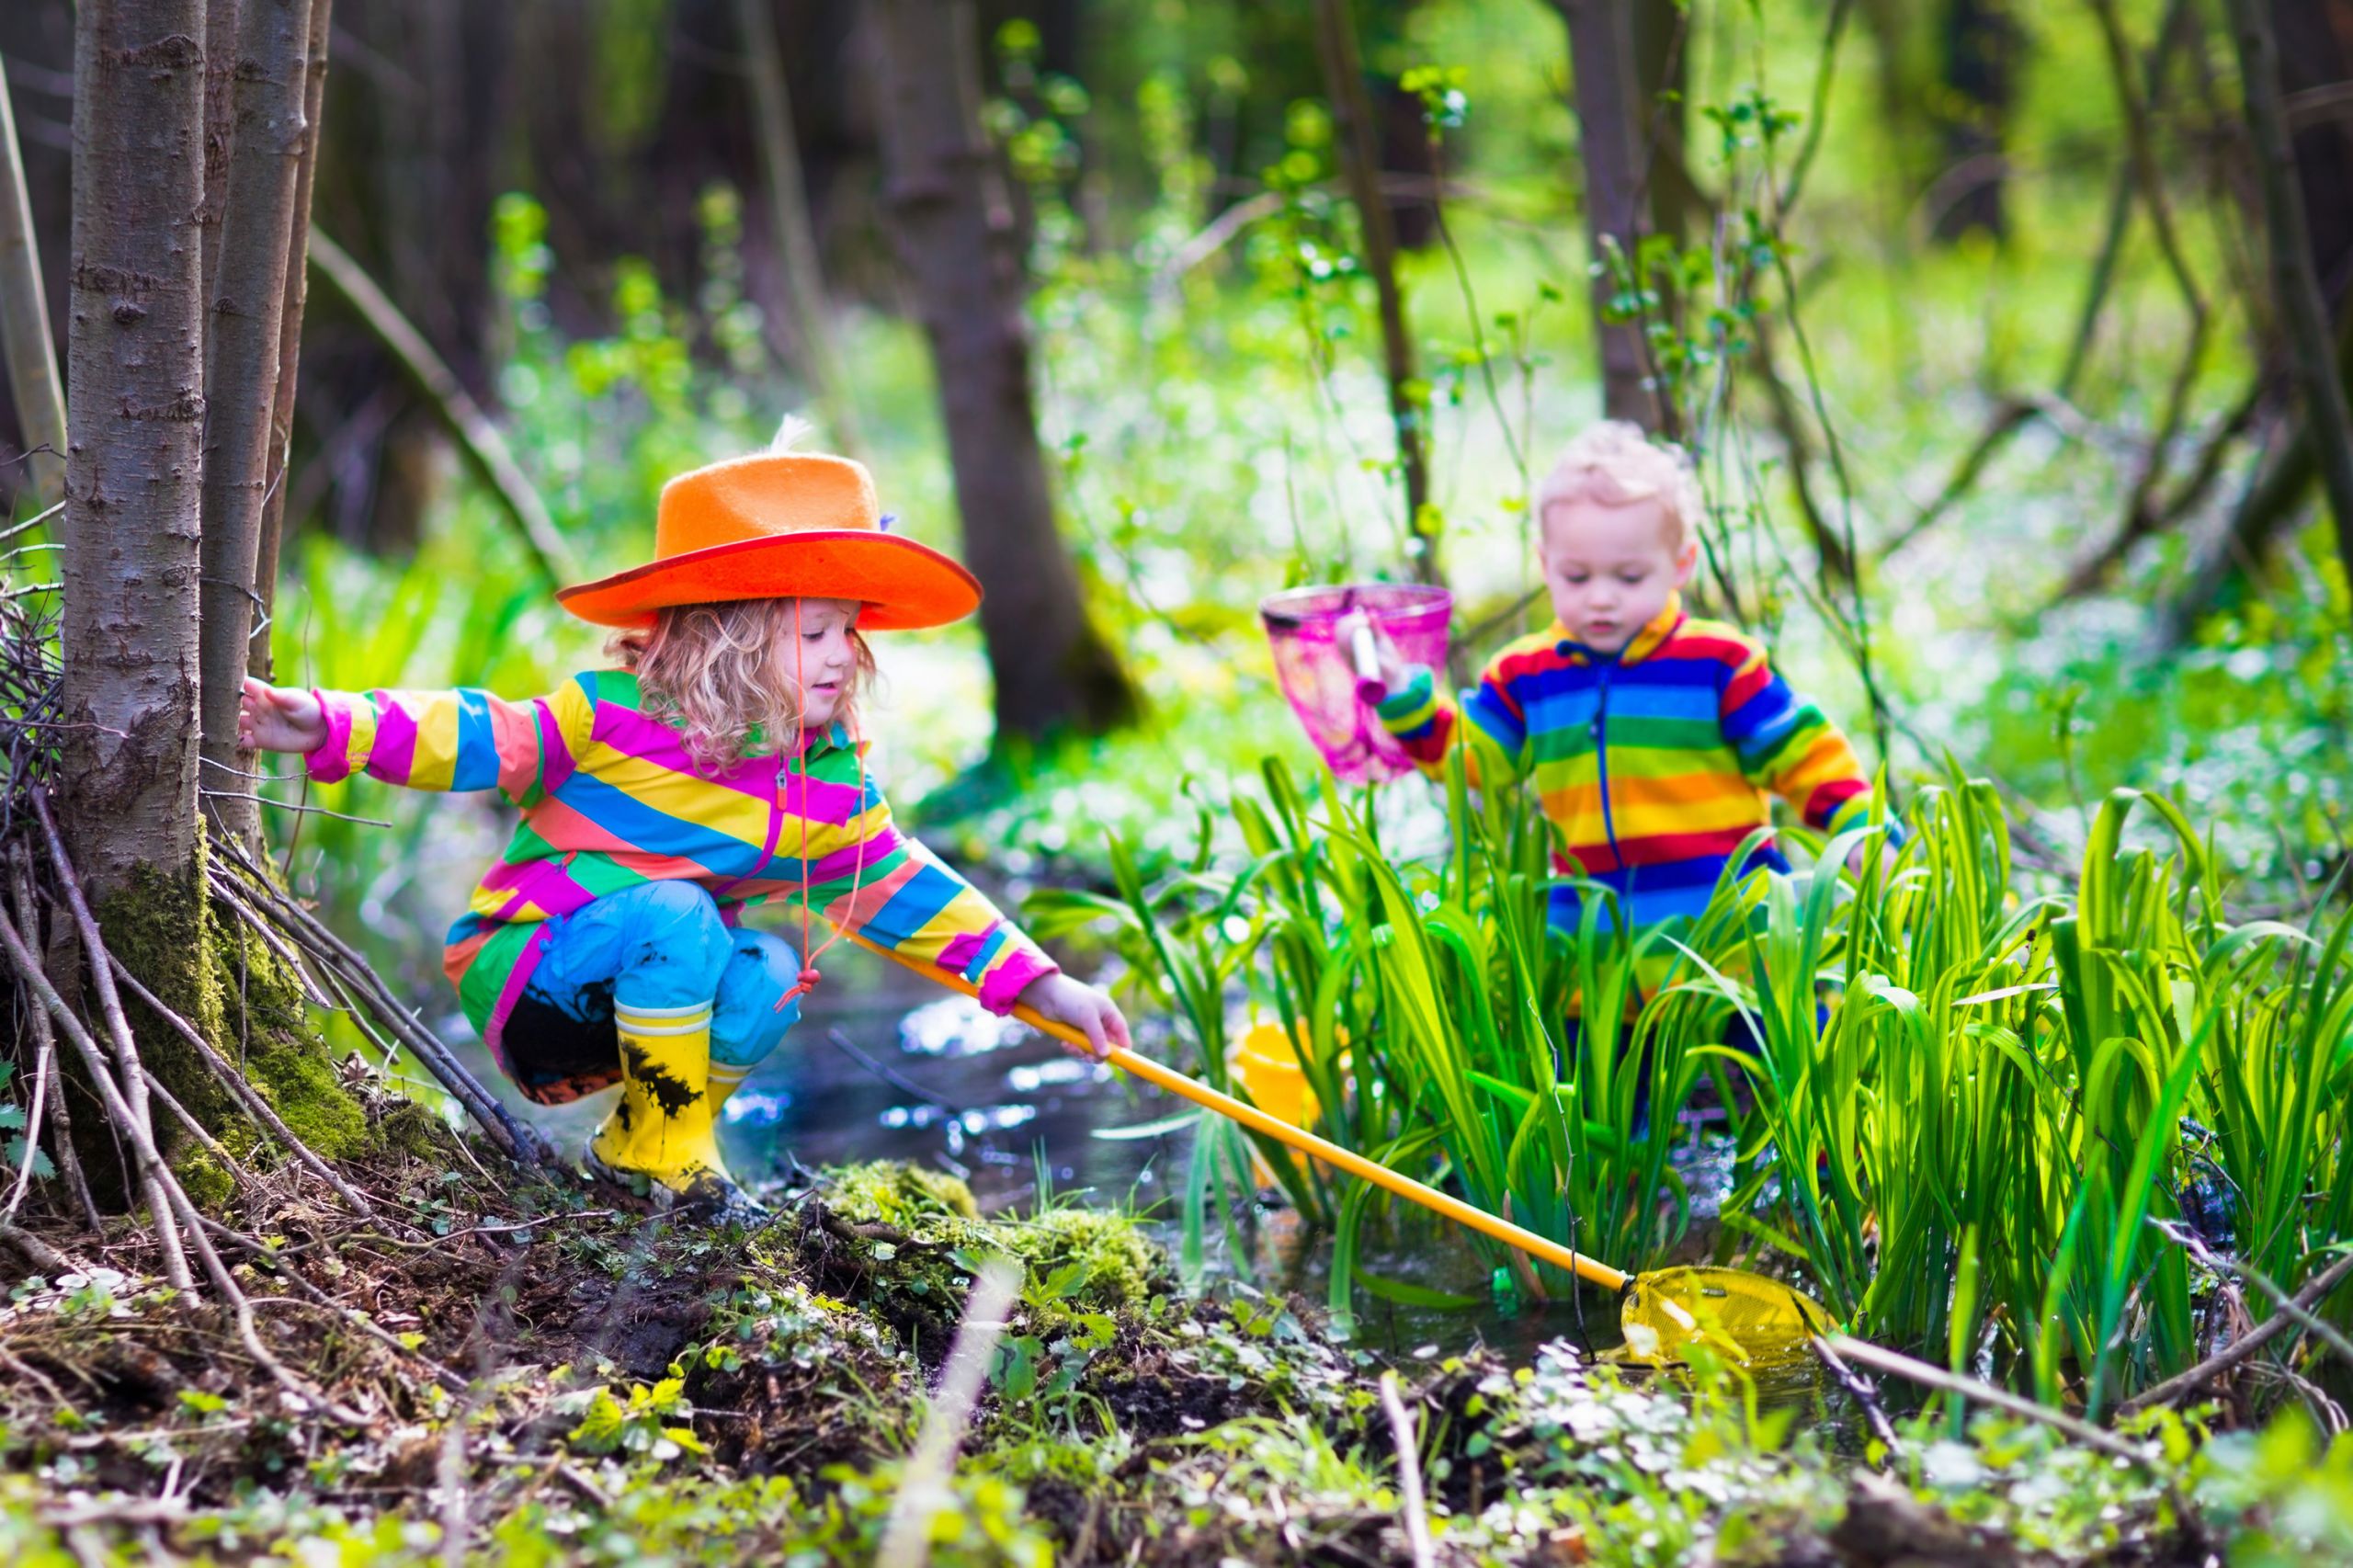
1929 0 2019 242
1310 0 1438 577
1552 0 1659 430
197 0 313 845
62 0 209 904
1630 0 1698 244
2272 0 2353 306
196 0 239 304
733 0 861 456
868 0 1136 744
247 0 333 683
0 70 68 505
2226 0 2353 571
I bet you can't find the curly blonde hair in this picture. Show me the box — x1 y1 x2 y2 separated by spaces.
610 598 877 775
1535 420 1704 548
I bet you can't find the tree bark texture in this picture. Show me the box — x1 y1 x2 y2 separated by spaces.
197 0 313 844
868 0 1136 744
1310 0 1438 578
0 72 68 504
1931 0 2019 242
196 0 239 306
1552 0 1660 430
733 0 861 457
2226 0 2353 574
63 0 210 902
247 0 333 682
1630 0 1698 244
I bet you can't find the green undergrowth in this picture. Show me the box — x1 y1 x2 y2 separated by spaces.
7 1156 2351 1563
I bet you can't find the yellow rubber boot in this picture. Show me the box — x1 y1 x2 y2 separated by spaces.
587 1001 742 1205
707 1059 752 1119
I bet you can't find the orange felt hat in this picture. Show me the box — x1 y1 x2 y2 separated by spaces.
555 447 982 631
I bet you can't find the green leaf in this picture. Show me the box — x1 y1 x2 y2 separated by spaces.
1353 1271 1479 1312
567 1387 626 1454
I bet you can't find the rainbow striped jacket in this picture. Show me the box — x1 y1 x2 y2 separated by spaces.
305 670 1054 1101
1376 594 1881 949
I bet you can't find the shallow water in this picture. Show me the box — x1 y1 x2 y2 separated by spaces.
440 942 1851 1434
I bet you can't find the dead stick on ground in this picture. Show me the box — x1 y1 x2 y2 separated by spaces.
140 1067 258 1195
0 877 191 1292
29 796 193 1291
2153 1221 2353 1376
108 956 376 1219
1824 1335 2198 1528
197 1217 467 1392
9 854 100 1232
0 903 196 1293
1810 1335 1905 1460
0 935 53 1220
1378 1371 1438 1568
0 1218 82 1276
210 839 535 1161
878 1257 1023 1568
2120 1248 2353 1415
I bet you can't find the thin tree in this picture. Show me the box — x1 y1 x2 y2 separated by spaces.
247 0 334 683
733 0 861 457
1310 0 1437 579
197 0 313 844
2222 0 2353 574
1550 0 1659 430
867 0 1136 744
62 0 210 905
0 71 67 506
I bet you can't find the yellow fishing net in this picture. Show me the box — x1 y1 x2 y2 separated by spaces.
1616 1267 1836 1366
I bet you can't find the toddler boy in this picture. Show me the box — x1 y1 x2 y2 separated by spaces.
1355 422 1886 971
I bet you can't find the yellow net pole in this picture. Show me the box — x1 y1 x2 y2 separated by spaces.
841 929 1630 1293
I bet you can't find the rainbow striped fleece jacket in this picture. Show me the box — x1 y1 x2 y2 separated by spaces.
305 670 1055 1103
1375 593 1881 956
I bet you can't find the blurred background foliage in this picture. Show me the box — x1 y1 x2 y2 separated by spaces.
3 0 2348 996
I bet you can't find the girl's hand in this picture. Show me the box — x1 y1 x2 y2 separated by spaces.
239 677 330 755
1333 610 1408 697
1016 972 1131 1063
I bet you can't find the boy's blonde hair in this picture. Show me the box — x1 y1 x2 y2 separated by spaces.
610 598 876 776
1535 420 1702 549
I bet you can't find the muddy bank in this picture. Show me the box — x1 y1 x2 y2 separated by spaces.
0 1125 2279 1565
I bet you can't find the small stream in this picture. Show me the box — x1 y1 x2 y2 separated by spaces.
442 941 1852 1434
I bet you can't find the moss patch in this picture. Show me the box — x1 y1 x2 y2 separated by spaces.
91 838 374 1188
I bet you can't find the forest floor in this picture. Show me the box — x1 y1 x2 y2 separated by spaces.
0 1093 2226 1568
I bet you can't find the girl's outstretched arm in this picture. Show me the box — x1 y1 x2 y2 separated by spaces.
240 675 594 807
789 778 1128 1062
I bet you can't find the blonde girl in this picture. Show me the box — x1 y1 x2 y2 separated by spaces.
241 441 1127 1210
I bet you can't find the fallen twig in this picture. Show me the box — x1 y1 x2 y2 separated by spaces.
1378 1371 1437 1568
1810 1335 1905 1460
2120 1247 2353 1415
108 956 375 1218
210 835 540 1163
877 1257 1022 1568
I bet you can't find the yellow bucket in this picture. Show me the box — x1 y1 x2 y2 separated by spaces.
1229 1020 1319 1187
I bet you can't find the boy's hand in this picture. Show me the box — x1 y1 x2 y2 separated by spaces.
1016 972 1130 1063
1333 611 1408 697
1844 836 1899 881
239 677 330 756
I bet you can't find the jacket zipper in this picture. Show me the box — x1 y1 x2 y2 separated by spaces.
722 752 790 900
1590 654 1623 875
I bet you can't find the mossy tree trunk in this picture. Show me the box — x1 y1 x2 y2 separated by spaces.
60 0 369 1203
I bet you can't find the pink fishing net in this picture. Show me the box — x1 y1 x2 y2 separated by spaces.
1260 585 1453 784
